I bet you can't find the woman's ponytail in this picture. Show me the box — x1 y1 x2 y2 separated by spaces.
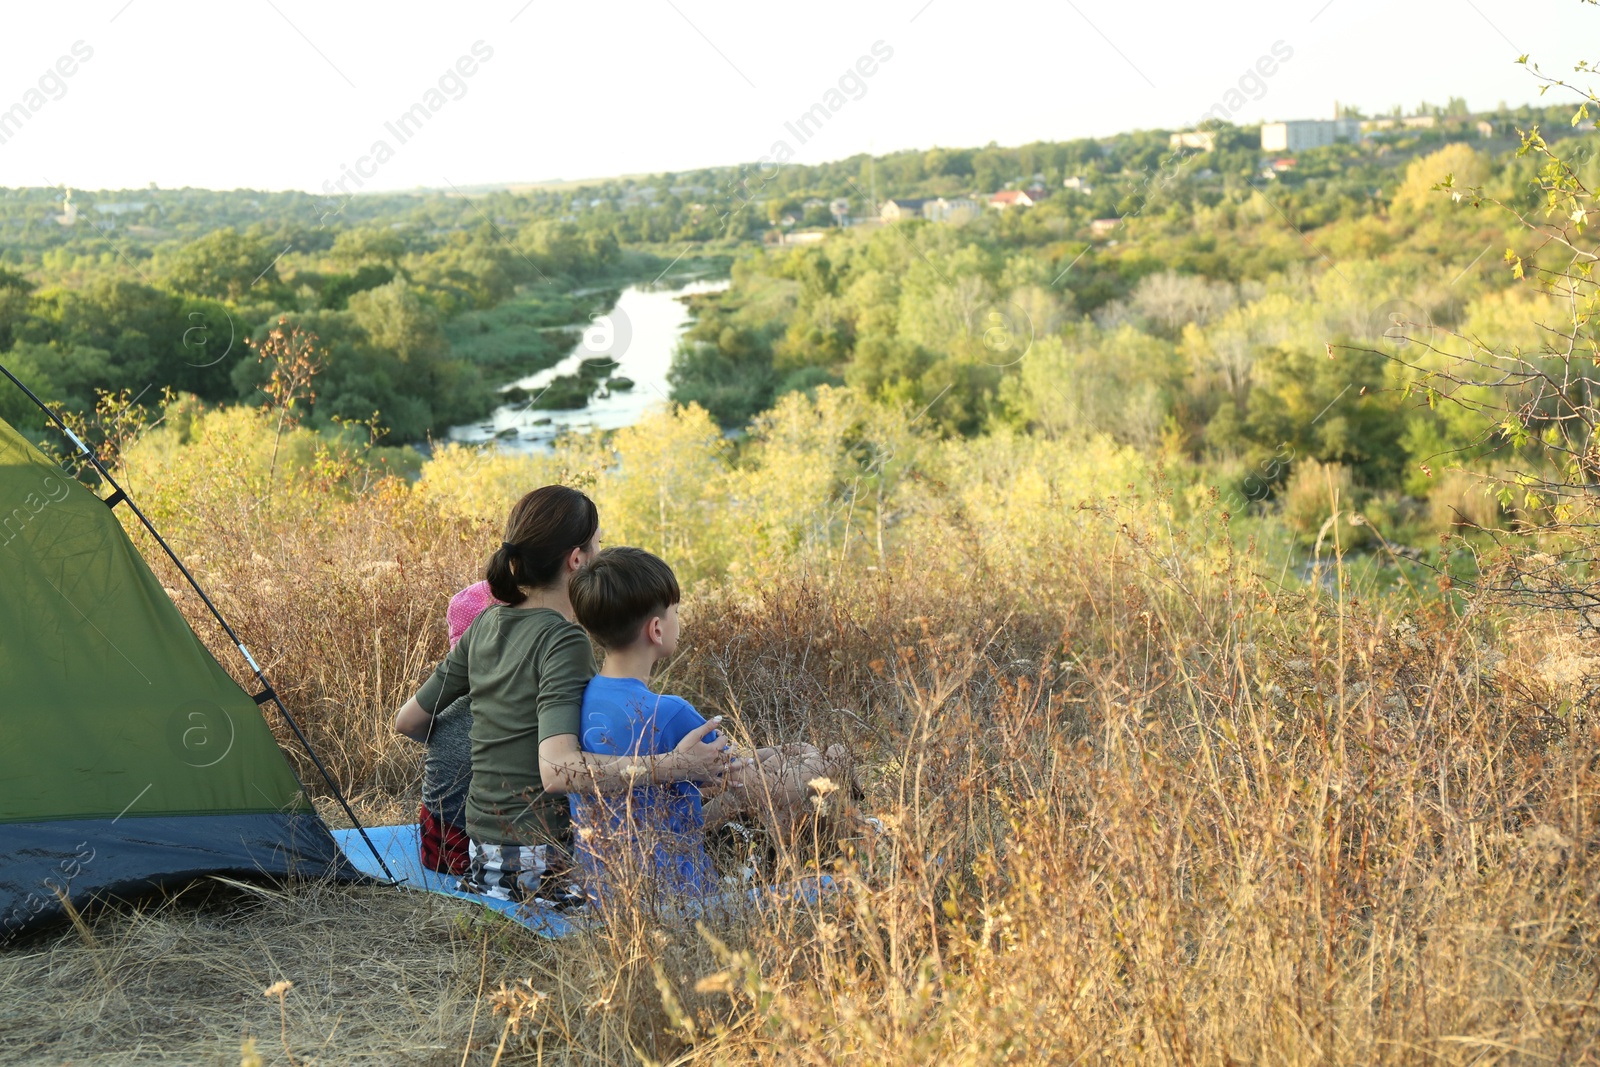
485 541 524 604
483 486 599 604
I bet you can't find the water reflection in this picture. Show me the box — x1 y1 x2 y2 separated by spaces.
447 277 728 453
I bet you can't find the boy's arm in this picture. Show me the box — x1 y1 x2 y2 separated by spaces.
727 744 833 805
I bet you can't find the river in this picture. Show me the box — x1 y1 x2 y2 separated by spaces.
446 277 729 453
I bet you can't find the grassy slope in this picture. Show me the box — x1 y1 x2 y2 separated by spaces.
2 402 1594 1065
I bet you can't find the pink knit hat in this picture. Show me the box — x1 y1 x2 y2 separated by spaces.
446 580 502 647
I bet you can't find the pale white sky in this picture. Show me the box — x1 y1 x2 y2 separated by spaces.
0 0 1587 192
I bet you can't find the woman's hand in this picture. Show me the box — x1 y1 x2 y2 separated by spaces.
668 717 744 783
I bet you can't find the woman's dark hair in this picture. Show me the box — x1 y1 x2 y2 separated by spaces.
570 546 681 649
485 485 599 603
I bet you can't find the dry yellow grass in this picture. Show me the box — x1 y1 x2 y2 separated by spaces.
3 400 1596 1065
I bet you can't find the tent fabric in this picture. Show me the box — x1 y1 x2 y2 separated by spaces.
0 415 354 937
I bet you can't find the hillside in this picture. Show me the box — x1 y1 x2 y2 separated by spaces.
0 100 1582 458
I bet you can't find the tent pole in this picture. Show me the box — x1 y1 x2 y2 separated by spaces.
0 362 396 884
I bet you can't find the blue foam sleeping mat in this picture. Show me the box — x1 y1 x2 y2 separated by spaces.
331 824 583 938
332 824 835 939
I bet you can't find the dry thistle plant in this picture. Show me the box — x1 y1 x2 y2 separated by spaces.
261 979 296 1066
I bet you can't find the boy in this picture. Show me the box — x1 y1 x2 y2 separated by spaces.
567 547 719 901
568 547 848 903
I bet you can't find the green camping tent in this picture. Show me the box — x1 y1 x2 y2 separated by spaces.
0 413 356 937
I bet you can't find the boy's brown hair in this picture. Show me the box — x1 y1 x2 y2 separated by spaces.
570 546 681 649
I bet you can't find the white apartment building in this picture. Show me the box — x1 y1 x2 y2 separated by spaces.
1259 119 1362 152
1169 130 1217 152
924 197 980 222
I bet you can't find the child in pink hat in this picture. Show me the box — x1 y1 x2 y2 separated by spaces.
413 581 502 873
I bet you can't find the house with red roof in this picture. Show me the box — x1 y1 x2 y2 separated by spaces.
989 190 1038 210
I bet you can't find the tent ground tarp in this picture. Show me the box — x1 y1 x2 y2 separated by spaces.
2 813 348 933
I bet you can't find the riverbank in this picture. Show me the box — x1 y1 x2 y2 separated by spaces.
445 275 730 452
439 252 730 420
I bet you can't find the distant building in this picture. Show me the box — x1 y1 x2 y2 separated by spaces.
1475 119 1496 138
829 197 851 223
1062 175 1094 194
93 201 148 215
989 190 1039 210
1089 218 1121 240
924 196 980 222
1362 114 1440 134
772 230 827 245
1260 118 1362 152
880 198 929 222
53 189 77 227
1269 158 1297 173
1169 130 1217 152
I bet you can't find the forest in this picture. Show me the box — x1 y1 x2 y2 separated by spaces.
0 96 1590 552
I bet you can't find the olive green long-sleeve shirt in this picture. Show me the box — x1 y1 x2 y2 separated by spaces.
415 606 595 845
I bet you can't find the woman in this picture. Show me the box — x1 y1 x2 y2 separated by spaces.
393 485 737 903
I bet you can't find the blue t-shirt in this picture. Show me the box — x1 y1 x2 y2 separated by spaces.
569 675 718 900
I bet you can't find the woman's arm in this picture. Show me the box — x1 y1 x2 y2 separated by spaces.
538 718 743 796
397 639 469 742
393 697 434 742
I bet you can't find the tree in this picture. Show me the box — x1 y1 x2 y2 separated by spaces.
1243 344 1406 487
231 308 431 442
320 264 396 310
0 267 35 352
347 280 448 369
330 227 407 267
162 228 282 301
1375 40 1600 630
668 323 778 428
0 343 58 433
1391 143 1489 215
